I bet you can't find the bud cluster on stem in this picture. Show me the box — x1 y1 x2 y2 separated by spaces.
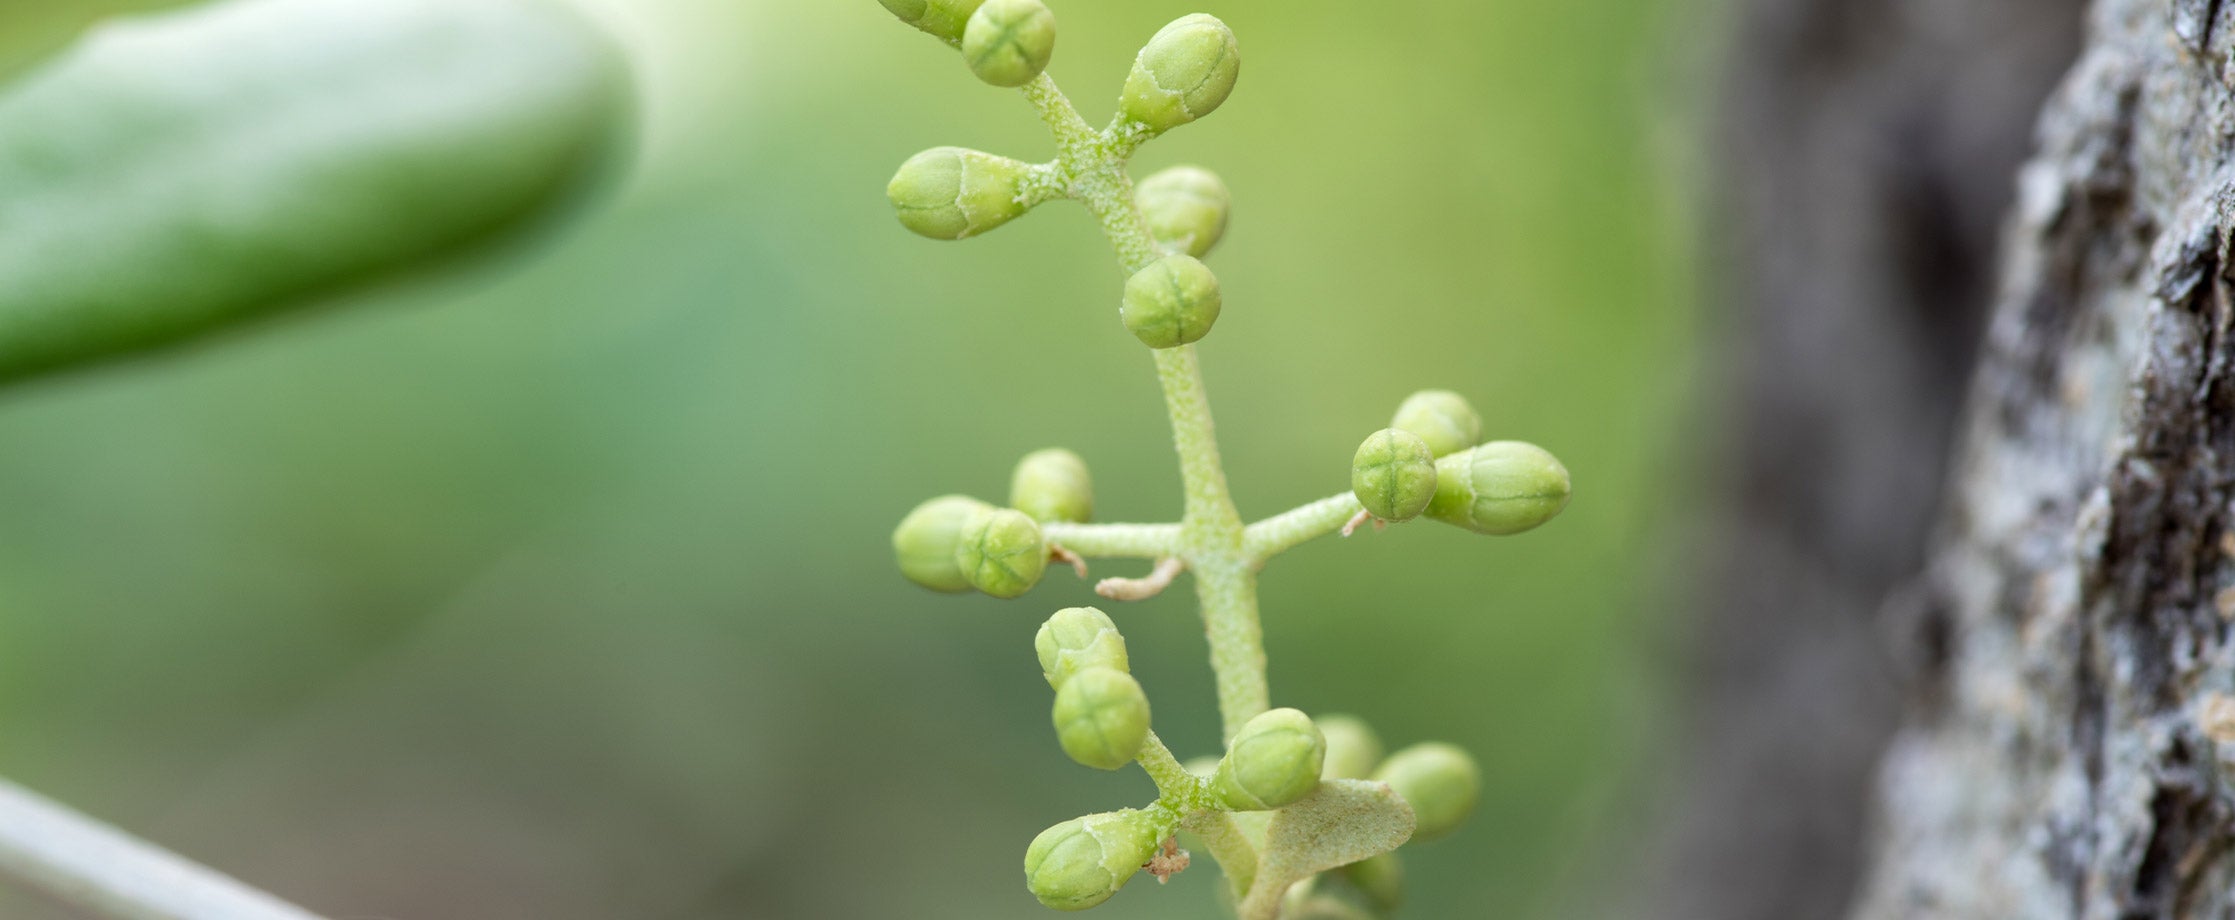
870 4 1569 916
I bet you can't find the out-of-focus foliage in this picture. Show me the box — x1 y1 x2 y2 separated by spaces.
0 0 628 385
0 0 1693 917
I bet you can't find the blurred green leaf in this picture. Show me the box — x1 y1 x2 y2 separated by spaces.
0 0 630 386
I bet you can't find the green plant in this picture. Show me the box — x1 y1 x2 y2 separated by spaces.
876 4 1571 916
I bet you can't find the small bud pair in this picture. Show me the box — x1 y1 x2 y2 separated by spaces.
887 147 1036 240
1136 165 1230 259
891 495 995 593
893 499 1051 597
1119 14 1241 136
1024 809 1163 910
1211 708 1325 810
1373 742 1480 841
1122 254 1221 348
1011 448 1093 524
1424 441 1571 535
1039 609 1149 769
1351 429 1438 523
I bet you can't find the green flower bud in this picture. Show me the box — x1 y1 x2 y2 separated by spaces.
1120 254 1221 348
1212 707 1325 810
1010 448 1093 524
1024 809 1161 911
1119 14 1240 135
892 495 996 592
962 0 1055 88
887 146 1034 240
1343 853 1403 911
1051 666 1151 770
954 507 1049 598
1315 714 1384 781
1135 165 1231 258
1424 441 1572 535
879 0 986 44
1351 429 1438 522
1373 742 1480 840
1390 389 1482 458
1035 606 1128 688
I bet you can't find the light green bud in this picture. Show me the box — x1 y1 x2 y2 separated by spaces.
1010 448 1094 524
1119 14 1240 135
1343 853 1403 911
1051 666 1151 770
1315 714 1384 781
1182 754 1221 778
1121 254 1221 348
893 495 996 592
1212 707 1325 810
1351 429 1438 522
954 508 1049 598
1424 441 1572 535
1136 165 1231 258
1024 809 1162 911
887 146 1034 240
1373 742 1480 840
1035 606 1128 688
1390 389 1482 458
962 0 1055 87
878 0 986 44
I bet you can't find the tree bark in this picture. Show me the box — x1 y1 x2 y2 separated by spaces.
1851 1 2235 915
1651 1 2081 917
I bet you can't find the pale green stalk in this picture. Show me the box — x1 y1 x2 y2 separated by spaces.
1040 522 1182 558
1243 493 1364 560
1019 74 1266 745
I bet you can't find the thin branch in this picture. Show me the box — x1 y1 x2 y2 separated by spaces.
1042 522 1184 559
1242 492 1364 560
0 777 328 920
1097 556 1186 601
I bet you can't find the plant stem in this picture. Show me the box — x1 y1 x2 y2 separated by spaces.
1242 492 1365 560
0 777 327 920
1181 810 1259 898
1041 522 1183 559
1135 731 1203 802
1020 76 1271 746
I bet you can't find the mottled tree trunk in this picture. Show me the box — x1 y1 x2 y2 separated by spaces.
1851 0 2235 915
1650 0 2081 917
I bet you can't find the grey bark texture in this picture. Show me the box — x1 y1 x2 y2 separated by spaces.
1651 1 2081 917
1851 0 2235 916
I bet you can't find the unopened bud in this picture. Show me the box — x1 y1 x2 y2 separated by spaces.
955 507 1049 598
1424 441 1571 536
1119 14 1240 135
1051 666 1151 770
887 146 1034 240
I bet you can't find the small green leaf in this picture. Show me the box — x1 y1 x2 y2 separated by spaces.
1239 779 1414 916
0 0 628 385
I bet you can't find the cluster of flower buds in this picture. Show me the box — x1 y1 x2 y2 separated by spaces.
1027 607 1165 908
891 448 1094 598
878 0 1244 351
1351 390 1572 534
1279 715 1482 917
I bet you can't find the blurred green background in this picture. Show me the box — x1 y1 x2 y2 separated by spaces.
0 0 1697 916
